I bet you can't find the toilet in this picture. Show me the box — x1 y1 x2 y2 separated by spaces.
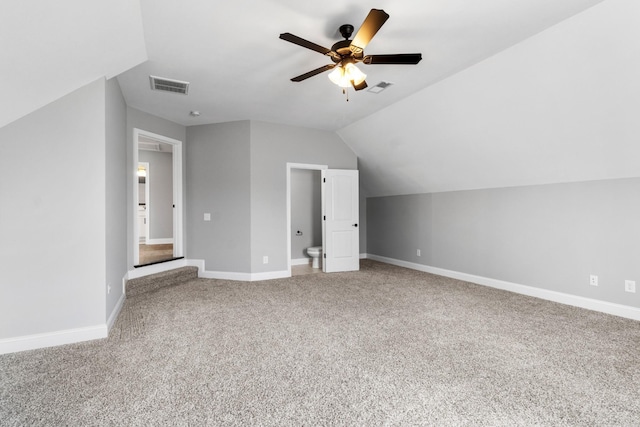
306 246 322 269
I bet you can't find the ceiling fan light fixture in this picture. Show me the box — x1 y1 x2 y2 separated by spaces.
328 63 367 88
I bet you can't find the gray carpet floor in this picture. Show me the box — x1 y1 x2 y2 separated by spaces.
2 260 639 426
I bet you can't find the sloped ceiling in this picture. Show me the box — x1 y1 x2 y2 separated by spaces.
339 0 640 196
0 0 147 129
116 0 605 130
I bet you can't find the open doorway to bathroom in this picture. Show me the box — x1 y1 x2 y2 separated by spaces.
286 163 328 276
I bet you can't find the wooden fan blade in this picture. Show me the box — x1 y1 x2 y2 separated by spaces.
363 53 422 65
279 33 332 55
352 80 368 91
291 64 336 82
350 9 390 53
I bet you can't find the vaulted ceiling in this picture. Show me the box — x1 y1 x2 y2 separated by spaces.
3 0 605 131
4 0 637 197
116 0 606 131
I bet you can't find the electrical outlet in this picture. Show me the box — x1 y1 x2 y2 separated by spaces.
625 280 636 293
204 213 211 221
263 256 268 264
417 249 421 257
590 275 598 286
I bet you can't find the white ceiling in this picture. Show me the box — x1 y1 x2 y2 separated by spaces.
115 0 605 131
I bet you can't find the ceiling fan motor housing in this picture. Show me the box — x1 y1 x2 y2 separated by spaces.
331 39 354 59
339 24 354 39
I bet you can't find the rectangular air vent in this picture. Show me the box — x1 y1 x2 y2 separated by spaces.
149 75 189 95
368 81 393 94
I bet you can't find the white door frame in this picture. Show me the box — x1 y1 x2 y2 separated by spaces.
286 163 328 276
133 128 183 266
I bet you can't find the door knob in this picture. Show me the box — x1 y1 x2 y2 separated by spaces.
352 223 358 227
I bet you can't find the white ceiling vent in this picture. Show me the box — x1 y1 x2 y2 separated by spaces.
368 81 393 94
149 75 189 95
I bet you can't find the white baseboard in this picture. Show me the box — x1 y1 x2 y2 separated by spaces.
199 268 289 281
126 258 189 281
366 254 640 322
291 258 311 266
145 238 173 245
0 325 108 355
199 270 252 281
190 259 289 281
250 270 290 281
107 293 125 331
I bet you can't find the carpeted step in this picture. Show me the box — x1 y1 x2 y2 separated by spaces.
126 266 199 298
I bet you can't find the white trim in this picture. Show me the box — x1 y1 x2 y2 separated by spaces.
107 293 125 331
291 257 311 266
251 270 290 281
359 253 368 259
139 161 150 242
366 254 640 322
172 136 183 259
199 270 252 281
0 325 108 355
128 258 290 282
198 269 290 281
190 259 289 282
286 163 328 278
145 238 174 245
126 258 189 281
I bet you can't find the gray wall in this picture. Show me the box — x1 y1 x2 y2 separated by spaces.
186 121 251 273
250 121 358 273
105 77 128 320
0 79 106 338
126 107 185 268
138 150 173 240
291 169 322 259
184 120 358 274
367 178 640 308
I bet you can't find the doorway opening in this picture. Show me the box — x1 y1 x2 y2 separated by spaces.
286 163 327 277
286 163 360 277
133 128 183 267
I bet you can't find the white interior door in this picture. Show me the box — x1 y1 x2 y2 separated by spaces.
322 169 359 273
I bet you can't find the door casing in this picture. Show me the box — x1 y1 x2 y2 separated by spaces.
132 128 183 266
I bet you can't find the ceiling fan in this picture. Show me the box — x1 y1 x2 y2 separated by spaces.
279 9 422 92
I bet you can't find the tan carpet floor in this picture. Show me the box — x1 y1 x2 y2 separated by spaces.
2 260 639 426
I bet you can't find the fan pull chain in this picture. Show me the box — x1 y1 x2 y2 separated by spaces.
343 88 349 102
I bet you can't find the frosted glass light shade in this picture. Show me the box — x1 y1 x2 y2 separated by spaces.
328 63 366 88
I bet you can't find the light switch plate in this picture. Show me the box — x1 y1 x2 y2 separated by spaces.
204 213 211 221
